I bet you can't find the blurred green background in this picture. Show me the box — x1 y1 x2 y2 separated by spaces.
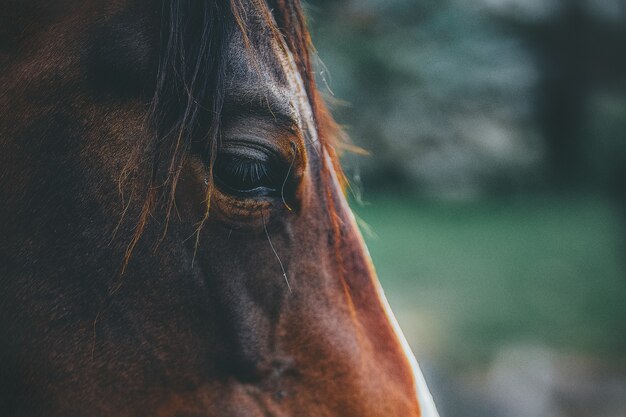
306 1 626 416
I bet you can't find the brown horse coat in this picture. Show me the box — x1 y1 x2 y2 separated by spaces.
0 1 439 416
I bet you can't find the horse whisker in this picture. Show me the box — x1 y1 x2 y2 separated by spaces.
281 143 297 211
262 212 291 292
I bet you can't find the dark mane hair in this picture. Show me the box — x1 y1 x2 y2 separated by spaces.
120 0 343 267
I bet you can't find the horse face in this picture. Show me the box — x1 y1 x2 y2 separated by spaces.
0 1 434 416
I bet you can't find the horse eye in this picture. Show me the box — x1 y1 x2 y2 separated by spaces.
213 152 285 197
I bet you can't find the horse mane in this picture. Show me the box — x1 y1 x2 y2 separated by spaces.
120 0 345 269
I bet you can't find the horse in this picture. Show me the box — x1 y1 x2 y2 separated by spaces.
0 1 439 416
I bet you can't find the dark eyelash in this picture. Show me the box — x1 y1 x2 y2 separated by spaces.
214 152 285 196
222 156 271 183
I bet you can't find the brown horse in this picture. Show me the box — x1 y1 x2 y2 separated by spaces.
0 1 439 416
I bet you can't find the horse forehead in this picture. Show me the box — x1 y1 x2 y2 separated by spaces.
224 22 319 149
223 44 295 121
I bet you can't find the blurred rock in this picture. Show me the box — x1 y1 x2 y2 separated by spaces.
487 344 562 417
484 344 626 417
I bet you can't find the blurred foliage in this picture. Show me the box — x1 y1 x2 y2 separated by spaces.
306 0 626 199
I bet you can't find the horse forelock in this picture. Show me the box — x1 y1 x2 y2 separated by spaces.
119 0 345 267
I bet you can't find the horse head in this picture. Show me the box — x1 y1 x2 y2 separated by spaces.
0 1 438 415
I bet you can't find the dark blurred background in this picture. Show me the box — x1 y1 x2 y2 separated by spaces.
305 1 626 416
